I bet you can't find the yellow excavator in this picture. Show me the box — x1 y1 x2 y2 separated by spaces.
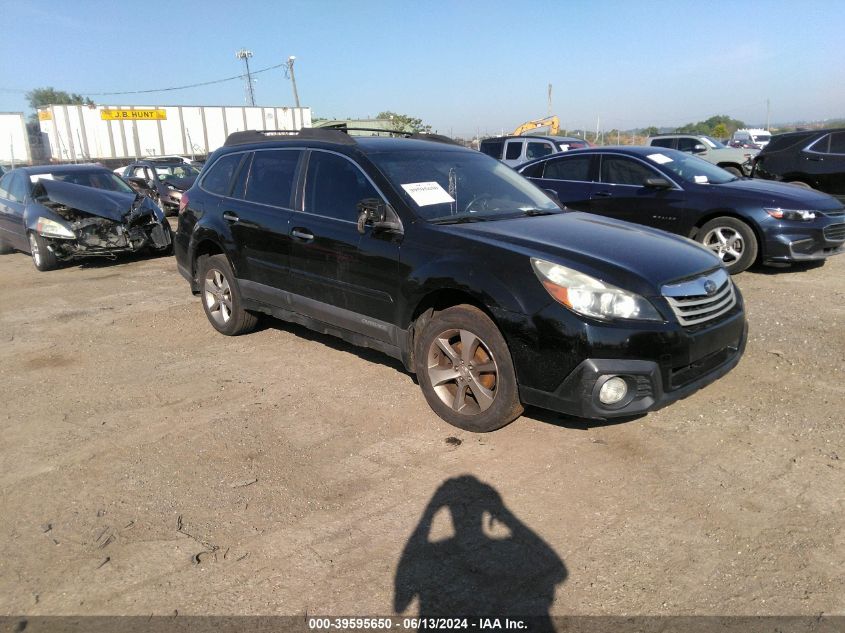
512 115 561 136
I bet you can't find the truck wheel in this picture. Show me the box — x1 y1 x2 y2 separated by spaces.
415 305 523 432
197 254 258 336
722 166 742 178
28 232 59 271
697 217 758 274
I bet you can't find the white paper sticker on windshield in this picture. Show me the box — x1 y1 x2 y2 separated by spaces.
401 181 455 206
647 153 673 164
29 173 54 183
694 175 709 184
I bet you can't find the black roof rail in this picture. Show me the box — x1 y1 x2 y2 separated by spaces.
223 128 356 146
224 128 464 148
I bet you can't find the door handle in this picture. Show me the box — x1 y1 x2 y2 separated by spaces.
593 191 613 197
291 228 314 241
222 211 240 223
806 156 823 162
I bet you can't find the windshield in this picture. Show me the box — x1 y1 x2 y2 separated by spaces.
369 149 560 222
31 170 135 193
154 164 199 180
701 136 727 149
644 150 737 185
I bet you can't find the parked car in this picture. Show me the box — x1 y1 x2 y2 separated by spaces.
646 134 757 176
175 128 746 432
518 146 845 273
732 128 772 149
480 135 590 167
119 158 200 214
752 128 845 204
728 139 761 150
0 164 172 271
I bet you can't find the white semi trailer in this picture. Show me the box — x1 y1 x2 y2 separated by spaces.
0 112 31 165
37 104 312 162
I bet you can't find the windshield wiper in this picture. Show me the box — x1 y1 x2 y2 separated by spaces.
431 215 493 225
520 208 560 216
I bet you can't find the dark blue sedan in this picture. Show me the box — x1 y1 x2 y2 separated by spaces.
518 146 845 273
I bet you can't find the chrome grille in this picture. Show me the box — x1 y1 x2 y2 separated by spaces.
662 269 736 327
823 223 845 241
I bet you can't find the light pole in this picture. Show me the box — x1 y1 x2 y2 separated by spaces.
286 56 301 108
236 49 256 107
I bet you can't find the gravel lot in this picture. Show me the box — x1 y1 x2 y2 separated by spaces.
0 241 843 617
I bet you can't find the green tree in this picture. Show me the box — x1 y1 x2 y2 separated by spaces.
712 123 729 139
643 126 659 137
376 111 432 134
25 87 93 112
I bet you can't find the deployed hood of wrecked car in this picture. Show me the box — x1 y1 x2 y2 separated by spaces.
33 179 140 222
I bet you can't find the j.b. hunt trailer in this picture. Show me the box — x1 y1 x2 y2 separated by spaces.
37 104 312 162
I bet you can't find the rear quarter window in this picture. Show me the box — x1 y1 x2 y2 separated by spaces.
201 153 243 196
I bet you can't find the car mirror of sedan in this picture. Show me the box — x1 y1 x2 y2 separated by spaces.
644 177 673 189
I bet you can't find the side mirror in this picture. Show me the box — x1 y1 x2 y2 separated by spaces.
356 198 402 235
543 188 562 205
692 144 707 154
644 177 672 189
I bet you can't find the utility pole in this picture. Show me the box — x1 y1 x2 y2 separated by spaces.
547 83 552 116
766 98 770 130
236 49 256 106
286 56 301 108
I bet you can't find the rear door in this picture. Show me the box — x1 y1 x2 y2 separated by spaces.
502 139 525 167
223 149 303 295
287 149 401 341
805 132 845 200
523 153 597 211
0 171 29 250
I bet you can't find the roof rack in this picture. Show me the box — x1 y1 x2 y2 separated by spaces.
223 128 462 147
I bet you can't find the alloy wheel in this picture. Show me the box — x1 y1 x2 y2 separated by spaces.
427 328 499 414
29 233 41 267
703 226 744 264
204 269 233 325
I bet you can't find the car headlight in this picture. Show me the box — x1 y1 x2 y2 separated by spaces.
764 208 816 221
36 217 75 239
531 258 662 321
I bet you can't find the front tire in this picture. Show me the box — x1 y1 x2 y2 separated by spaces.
414 305 523 432
722 166 743 178
697 217 758 274
197 254 258 336
28 232 59 271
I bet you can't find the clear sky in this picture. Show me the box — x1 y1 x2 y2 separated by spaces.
1 0 843 137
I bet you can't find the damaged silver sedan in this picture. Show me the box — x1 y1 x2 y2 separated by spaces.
0 164 172 271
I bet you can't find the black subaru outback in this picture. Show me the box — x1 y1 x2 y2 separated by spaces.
175 129 746 432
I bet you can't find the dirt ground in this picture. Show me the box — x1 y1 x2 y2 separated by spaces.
0 238 843 618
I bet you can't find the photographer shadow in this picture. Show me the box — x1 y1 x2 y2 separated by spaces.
394 475 567 627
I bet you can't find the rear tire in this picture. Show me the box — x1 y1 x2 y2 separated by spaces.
28 232 59 271
197 254 258 336
414 304 523 432
697 217 758 274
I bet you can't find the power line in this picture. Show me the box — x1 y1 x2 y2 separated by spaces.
0 61 288 97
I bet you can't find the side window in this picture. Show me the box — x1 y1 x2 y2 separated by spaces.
829 132 845 155
230 153 252 200
304 151 379 221
505 141 523 160
676 138 699 153
244 150 301 208
479 140 504 159
519 162 545 178
201 153 243 196
650 138 674 149
0 172 14 200
9 173 30 202
131 166 147 179
543 155 593 181
601 156 658 186
526 142 554 160
808 134 829 153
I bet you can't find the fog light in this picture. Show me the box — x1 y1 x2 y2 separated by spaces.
599 376 628 405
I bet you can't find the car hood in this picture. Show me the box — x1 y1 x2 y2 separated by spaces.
33 178 140 222
708 147 758 161
702 178 844 211
446 212 722 295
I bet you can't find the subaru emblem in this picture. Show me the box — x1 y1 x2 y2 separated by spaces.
703 279 717 296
